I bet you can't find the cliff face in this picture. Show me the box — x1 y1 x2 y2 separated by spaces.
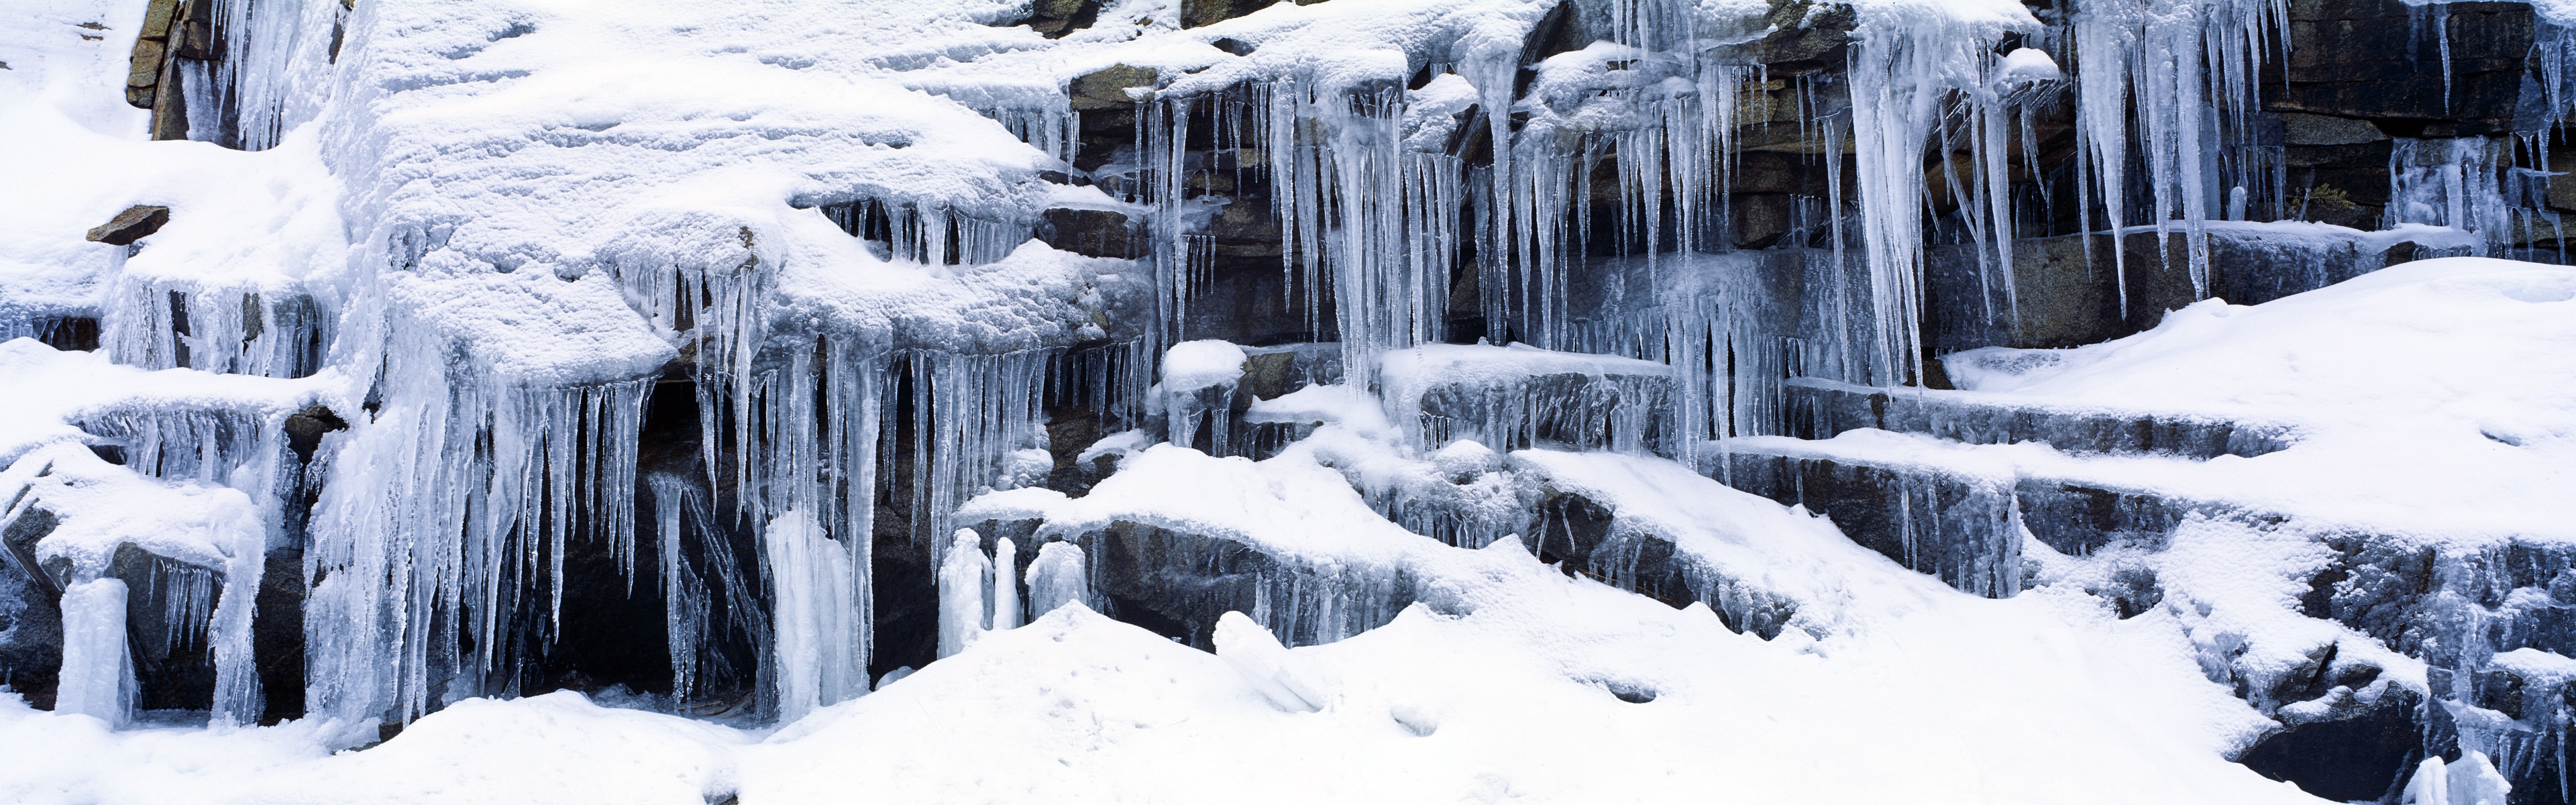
2 0 2574 801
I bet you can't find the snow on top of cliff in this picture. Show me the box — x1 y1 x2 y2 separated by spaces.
1938 257 2576 542
1509 448 1949 631
386 270 677 385
3 443 264 578
311 0 1142 377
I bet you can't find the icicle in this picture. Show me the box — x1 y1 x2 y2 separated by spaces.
1258 77 1460 386
2388 137 2510 255
937 529 993 659
2072 0 2291 307
1845 21 2011 386
1025 541 1091 617
991 537 1022 632
174 0 343 149
55 578 135 727
903 350 1051 553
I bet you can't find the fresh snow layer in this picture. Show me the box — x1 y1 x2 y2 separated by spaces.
2 547 2316 804
3 405 2319 803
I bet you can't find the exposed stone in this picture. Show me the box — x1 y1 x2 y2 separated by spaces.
175 0 219 60
124 38 165 91
2271 0 2545 134
282 405 349 464
1237 343 1342 400
1181 0 1280 28
85 205 170 246
2551 150 2576 213
1069 64 1159 111
138 0 178 38
1034 208 1137 258
1022 0 1099 38
1752 0 1856 73
2238 687 2428 802
1730 193 1794 248
2276 112 2389 146
0 507 62 710
1924 226 2428 354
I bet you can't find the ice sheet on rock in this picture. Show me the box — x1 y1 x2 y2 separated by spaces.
777 239 1142 356
1710 433 2027 597
1380 343 1677 455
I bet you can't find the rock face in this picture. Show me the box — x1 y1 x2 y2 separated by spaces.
0 510 64 710
1034 209 1137 259
2273 0 2544 135
1923 225 2445 353
1783 378 2294 459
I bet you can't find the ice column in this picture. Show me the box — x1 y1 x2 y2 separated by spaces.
55 579 134 726
937 529 994 659
1025 541 1091 617
991 537 1022 632
2402 752 2512 805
